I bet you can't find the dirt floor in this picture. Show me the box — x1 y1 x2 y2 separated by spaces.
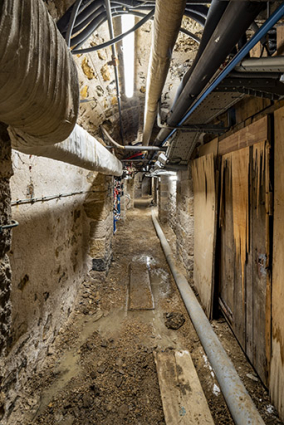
7 199 283 425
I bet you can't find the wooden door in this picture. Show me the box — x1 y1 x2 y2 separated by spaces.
219 141 271 386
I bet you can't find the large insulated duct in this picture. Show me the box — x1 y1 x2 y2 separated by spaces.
0 0 79 144
156 1 264 145
8 125 123 177
142 0 186 146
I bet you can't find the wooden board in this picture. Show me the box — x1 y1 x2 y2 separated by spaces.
128 263 154 310
270 106 284 420
197 138 218 158
154 350 214 425
219 116 268 156
192 153 217 319
219 139 271 386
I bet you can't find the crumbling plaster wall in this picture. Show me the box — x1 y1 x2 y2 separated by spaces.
4 151 114 417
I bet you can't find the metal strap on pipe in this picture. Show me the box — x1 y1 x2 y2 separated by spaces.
101 126 167 151
151 209 265 425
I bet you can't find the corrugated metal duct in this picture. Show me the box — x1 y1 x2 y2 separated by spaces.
0 0 79 144
142 0 186 146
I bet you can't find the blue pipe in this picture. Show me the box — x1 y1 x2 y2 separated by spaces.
161 3 284 145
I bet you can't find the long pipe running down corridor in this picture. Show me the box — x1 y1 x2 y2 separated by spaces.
151 209 265 425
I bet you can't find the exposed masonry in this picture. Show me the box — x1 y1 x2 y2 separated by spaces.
176 166 194 284
0 124 12 357
84 174 114 274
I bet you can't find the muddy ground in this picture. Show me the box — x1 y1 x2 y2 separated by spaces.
7 201 283 425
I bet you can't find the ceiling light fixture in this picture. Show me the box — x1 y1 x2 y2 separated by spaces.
121 15 135 98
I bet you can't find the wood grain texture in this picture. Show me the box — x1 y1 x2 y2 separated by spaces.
270 107 284 420
192 153 216 319
219 137 271 385
154 350 214 425
197 138 218 158
219 116 268 156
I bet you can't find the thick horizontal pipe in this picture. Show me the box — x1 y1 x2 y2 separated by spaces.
156 1 264 145
235 56 284 73
101 126 167 151
151 210 265 425
160 3 284 145
9 125 123 177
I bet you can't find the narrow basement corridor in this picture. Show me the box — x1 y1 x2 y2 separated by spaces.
2 1 284 424
8 200 281 425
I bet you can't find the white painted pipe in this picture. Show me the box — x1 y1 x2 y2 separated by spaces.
142 0 186 146
151 209 265 425
235 56 284 73
8 125 123 177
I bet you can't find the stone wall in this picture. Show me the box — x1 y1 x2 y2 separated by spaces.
3 151 113 419
134 173 143 199
0 125 12 362
126 179 135 210
176 165 194 283
84 174 113 275
158 175 177 232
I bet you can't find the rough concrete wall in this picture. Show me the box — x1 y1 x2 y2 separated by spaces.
4 151 113 418
176 165 194 283
0 125 13 364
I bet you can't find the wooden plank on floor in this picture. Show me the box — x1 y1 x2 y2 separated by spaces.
192 153 217 319
270 106 284 420
154 350 214 425
128 263 155 310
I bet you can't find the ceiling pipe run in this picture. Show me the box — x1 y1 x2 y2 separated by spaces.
0 0 79 144
101 126 167 151
9 125 123 177
142 0 187 146
152 210 265 425
155 1 264 146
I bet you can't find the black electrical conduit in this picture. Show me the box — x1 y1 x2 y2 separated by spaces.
57 0 208 33
151 210 265 425
70 8 204 50
72 9 200 52
155 1 265 147
72 10 153 53
67 5 206 36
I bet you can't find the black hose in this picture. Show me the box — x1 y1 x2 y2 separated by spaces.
66 0 84 47
72 9 154 53
72 5 105 34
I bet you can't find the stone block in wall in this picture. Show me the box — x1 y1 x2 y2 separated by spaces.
89 238 106 259
84 200 111 221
